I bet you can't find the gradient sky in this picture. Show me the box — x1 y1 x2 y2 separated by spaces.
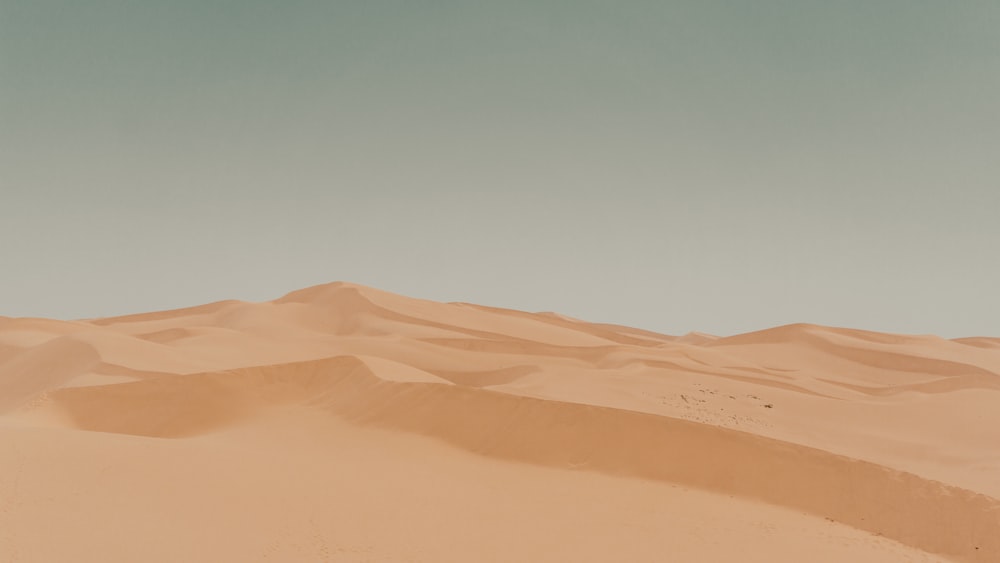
2 1 998 337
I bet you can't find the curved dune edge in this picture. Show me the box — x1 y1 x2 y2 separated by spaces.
50 356 999 562
0 337 102 414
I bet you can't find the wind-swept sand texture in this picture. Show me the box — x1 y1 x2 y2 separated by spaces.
2 282 998 562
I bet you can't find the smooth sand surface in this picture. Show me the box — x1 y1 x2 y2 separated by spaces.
2 282 998 562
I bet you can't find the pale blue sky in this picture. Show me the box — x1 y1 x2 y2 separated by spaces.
2 1 998 336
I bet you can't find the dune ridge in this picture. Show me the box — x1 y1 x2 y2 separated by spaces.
2 281 998 562
47 355 1000 560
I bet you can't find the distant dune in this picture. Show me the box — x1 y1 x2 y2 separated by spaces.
2 282 998 562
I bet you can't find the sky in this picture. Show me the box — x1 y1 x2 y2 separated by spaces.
1 1 998 337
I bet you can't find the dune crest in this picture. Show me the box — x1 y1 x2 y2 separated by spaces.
2 281 998 562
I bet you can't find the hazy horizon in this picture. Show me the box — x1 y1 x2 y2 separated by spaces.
2 1 998 337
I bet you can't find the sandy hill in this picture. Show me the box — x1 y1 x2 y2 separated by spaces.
1 282 998 562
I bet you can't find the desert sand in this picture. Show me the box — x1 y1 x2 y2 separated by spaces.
1 281 998 562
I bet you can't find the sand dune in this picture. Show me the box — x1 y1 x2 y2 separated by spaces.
2 282 998 562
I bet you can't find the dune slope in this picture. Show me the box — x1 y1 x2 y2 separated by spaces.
2 282 998 562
